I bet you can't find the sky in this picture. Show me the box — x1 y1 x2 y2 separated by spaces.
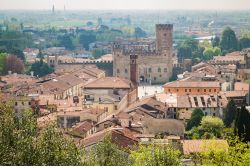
0 0 250 10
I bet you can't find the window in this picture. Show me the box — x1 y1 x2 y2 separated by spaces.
185 89 187 92
205 112 208 116
204 89 206 92
15 102 18 106
164 68 167 72
168 89 171 92
189 89 191 92
209 89 212 92
159 74 162 78
117 69 120 73
158 68 161 73
125 69 128 73
148 68 152 73
28 102 31 105
176 89 179 92
197 89 200 92
214 89 217 92
154 77 156 80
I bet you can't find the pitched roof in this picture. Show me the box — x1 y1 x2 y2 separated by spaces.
80 127 138 149
182 140 229 155
163 81 220 88
142 118 185 137
84 77 133 89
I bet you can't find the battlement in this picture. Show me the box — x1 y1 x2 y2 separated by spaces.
156 24 173 30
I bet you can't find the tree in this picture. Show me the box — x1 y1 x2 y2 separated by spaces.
0 53 7 75
5 55 24 74
92 48 105 59
200 116 224 138
235 105 250 142
239 37 250 49
9 48 25 61
0 102 83 165
87 135 129 166
30 59 54 77
130 144 181 166
220 27 238 53
196 137 250 165
79 32 96 50
212 36 220 47
186 108 204 130
36 126 82 166
203 47 215 60
213 47 221 56
58 34 74 50
188 116 224 139
224 100 237 127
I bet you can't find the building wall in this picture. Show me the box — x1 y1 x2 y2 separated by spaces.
164 87 221 96
113 24 173 84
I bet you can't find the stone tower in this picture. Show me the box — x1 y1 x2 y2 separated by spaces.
156 24 173 53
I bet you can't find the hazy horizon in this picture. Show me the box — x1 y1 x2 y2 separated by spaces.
0 0 250 10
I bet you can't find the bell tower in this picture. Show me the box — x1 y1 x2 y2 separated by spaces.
130 54 138 85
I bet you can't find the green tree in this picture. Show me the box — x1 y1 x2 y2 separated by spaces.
220 27 238 53
79 32 96 50
188 116 224 139
0 102 83 165
213 47 221 56
0 53 7 75
92 48 105 59
30 59 54 77
212 36 220 47
36 126 82 166
203 47 215 60
235 105 250 142
58 34 75 50
196 137 250 165
239 37 250 49
186 108 204 130
130 144 181 166
200 116 224 138
87 135 129 166
224 100 237 127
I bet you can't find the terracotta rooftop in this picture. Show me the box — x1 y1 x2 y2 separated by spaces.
84 77 133 89
163 81 220 88
220 90 248 98
234 82 249 91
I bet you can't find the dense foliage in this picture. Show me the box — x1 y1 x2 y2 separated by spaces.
0 102 82 166
29 59 54 77
187 116 224 139
224 100 237 127
130 144 181 166
186 108 204 130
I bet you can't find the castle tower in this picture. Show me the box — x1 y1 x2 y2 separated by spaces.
130 54 138 85
156 24 173 53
